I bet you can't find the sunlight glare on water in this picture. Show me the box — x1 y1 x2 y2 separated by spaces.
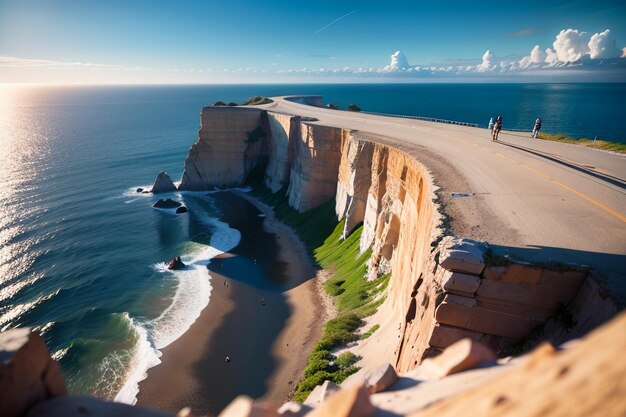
0 86 51 321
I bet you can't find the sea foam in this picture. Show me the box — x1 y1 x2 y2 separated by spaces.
114 205 241 405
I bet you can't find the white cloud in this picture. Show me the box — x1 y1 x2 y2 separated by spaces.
519 45 547 69
622 47 626 58
384 50 410 71
544 48 560 66
476 50 495 72
588 29 619 59
0 55 124 70
552 29 589 63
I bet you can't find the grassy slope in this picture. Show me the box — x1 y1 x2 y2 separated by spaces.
251 186 389 402
537 132 626 154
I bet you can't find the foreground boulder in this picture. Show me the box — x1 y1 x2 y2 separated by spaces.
0 329 67 417
150 171 178 194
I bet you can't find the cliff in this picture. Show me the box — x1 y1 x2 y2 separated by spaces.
1 102 621 417
179 107 267 190
176 105 616 372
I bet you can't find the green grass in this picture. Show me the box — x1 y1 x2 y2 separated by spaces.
251 185 390 402
537 132 626 154
360 324 380 340
243 96 273 105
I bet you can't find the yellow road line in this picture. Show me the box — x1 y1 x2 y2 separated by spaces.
494 151 626 224
410 126 625 224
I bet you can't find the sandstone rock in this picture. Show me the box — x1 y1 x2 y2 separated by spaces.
303 380 341 407
0 328 67 417
363 363 398 394
307 384 375 417
438 237 485 275
176 407 200 417
276 402 311 416
264 113 294 193
150 171 178 194
179 107 265 190
442 293 477 308
411 313 626 417
421 338 496 377
435 301 544 339
26 396 171 417
153 198 182 209
42 359 67 397
217 396 278 417
440 270 481 295
287 123 343 212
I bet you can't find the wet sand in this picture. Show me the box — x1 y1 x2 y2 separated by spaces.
137 192 323 416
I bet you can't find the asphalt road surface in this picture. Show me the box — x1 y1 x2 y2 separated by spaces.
263 96 626 303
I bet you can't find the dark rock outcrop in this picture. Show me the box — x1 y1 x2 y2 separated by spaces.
150 171 177 194
153 199 182 209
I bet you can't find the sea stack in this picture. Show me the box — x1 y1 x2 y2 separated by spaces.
150 171 177 193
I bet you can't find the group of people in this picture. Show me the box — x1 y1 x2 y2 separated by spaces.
487 116 542 141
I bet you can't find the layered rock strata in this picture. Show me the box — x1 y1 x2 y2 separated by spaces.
176 106 617 372
179 107 267 190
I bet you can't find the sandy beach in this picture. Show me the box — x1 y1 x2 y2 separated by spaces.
137 192 325 416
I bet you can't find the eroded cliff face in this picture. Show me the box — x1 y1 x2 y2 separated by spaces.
179 107 267 190
178 106 616 372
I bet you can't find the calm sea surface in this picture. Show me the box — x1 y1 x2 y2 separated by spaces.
0 83 623 403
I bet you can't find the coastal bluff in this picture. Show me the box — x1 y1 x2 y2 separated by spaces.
2 99 622 417
178 104 618 370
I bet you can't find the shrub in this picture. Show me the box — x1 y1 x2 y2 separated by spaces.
347 103 361 112
335 351 360 368
212 101 227 106
244 96 273 105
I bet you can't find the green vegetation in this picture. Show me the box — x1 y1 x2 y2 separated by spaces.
347 103 361 112
212 101 227 106
243 96 273 105
251 185 389 402
245 126 265 144
326 103 339 110
537 132 626 154
360 324 380 340
227 102 238 106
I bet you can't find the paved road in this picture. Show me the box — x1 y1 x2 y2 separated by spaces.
263 96 626 303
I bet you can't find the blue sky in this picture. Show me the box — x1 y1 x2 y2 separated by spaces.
1 0 625 83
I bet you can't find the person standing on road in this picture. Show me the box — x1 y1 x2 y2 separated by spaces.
488 117 494 131
532 118 542 138
492 115 502 141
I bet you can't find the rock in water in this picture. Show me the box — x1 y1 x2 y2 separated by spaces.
136 187 144 193
176 206 188 214
150 171 177 193
153 198 182 209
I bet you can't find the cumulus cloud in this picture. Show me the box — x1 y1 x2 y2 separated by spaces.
544 48 560 66
622 47 626 58
588 29 619 59
384 50 410 71
552 29 589 63
519 45 547 69
476 50 496 72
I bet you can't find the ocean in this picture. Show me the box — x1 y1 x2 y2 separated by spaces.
0 83 624 404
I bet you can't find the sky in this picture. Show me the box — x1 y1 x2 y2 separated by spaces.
1 0 626 84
